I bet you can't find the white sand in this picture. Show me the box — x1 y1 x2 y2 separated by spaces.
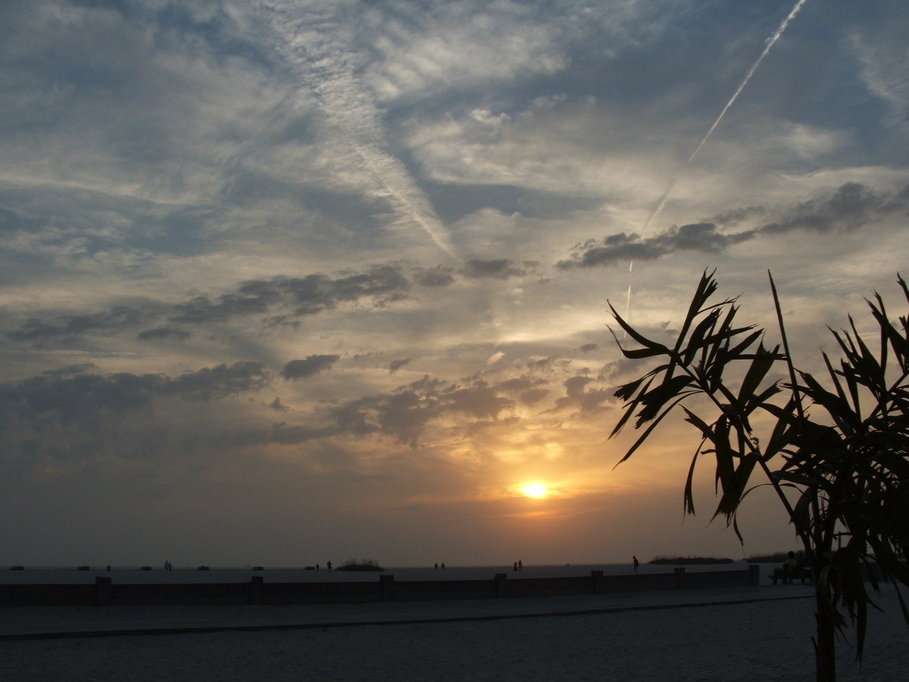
1 586 906 681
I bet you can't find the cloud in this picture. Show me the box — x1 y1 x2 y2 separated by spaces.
558 182 903 269
279 266 412 314
552 375 613 414
268 397 289 412
137 327 191 342
9 306 159 346
462 259 526 279
557 223 754 269
171 283 283 324
165 362 271 401
260 0 456 256
412 266 456 287
0 0 278 209
519 388 550 406
6 264 419 346
260 374 520 449
281 355 341 380
0 372 161 429
763 182 899 234
388 357 412 373
1 361 270 421
851 24 909 133
173 265 413 324
0 361 272 471
364 3 568 103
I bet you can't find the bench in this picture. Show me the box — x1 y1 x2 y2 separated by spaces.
770 566 812 585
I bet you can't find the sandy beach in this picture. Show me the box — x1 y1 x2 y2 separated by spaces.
1 582 906 681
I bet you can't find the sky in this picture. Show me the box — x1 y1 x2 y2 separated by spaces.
1 0 907 569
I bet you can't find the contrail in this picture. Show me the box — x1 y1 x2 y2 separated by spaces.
624 0 810 326
686 0 811 165
259 1 456 258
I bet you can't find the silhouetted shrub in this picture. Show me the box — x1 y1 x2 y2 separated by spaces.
337 559 383 571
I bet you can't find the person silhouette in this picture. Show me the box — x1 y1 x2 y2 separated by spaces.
633 556 640 574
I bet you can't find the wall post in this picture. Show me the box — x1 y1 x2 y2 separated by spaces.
95 576 111 606
380 574 395 601
591 570 605 594
749 564 760 587
249 576 264 604
494 572 508 598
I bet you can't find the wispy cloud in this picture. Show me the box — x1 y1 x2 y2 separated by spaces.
260 0 456 256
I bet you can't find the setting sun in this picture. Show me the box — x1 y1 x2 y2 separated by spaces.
521 482 550 499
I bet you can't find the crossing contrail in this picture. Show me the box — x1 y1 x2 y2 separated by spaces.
686 0 811 166
624 0 810 326
259 1 456 259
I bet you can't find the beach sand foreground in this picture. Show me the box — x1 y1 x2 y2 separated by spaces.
1 586 906 681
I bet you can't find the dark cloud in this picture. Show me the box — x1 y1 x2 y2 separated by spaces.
172 265 412 324
447 384 514 419
266 375 518 448
553 375 612 414
462 259 525 279
170 281 283 324
712 206 765 226
373 388 442 446
282 355 340 380
672 222 749 251
165 362 270 401
519 388 549 405
369 379 514 445
137 326 191 341
268 423 340 445
493 376 550 406
762 182 894 234
579 343 599 352
0 372 161 429
9 306 157 346
388 357 412 373
557 233 656 269
41 363 98 377
276 265 411 316
268 397 289 412
179 370 550 452
0 361 272 469
557 223 754 269
525 357 556 371
7 264 417 346
558 183 899 269
328 399 382 438
412 266 456 287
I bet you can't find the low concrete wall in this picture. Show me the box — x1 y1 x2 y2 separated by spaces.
0 566 762 608
0 584 96 607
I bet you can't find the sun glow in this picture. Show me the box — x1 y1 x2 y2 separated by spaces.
520 482 550 499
